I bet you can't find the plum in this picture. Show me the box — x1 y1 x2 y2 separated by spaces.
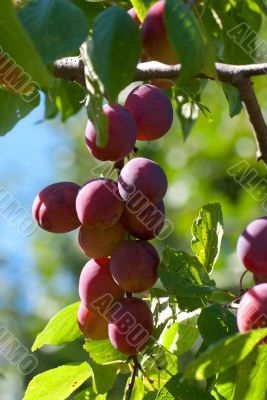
78 302 109 340
85 104 136 161
121 200 165 240
76 178 124 230
78 222 126 258
237 283 267 333
141 0 178 65
79 258 125 313
110 240 159 293
237 218 267 275
118 157 167 204
124 84 173 141
32 182 81 233
108 297 153 354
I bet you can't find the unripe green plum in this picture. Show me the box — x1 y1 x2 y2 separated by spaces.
237 283 267 333
237 218 267 275
118 157 168 204
76 178 124 230
108 297 153 355
79 258 125 312
78 303 109 340
141 0 178 65
110 240 159 293
78 222 126 258
121 200 165 240
85 104 136 161
32 182 81 233
124 84 173 141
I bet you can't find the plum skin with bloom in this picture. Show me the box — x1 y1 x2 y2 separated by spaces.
108 297 154 355
237 217 267 275
237 283 267 333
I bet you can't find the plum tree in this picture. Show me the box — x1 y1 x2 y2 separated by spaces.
237 218 267 275
79 258 125 312
237 283 267 332
141 0 178 65
76 178 124 229
77 302 109 340
127 7 141 26
78 222 126 258
110 240 159 293
32 182 81 233
124 84 173 141
85 103 137 161
108 297 153 355
121 200 165 240
118 157 168 204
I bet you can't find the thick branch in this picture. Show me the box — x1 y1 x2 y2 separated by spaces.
53 57 267 166
53 58 267 85
235 78 267 164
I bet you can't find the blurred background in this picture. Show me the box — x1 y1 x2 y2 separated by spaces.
1 74 267 398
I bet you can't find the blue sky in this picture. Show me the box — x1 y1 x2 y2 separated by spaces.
0 99 66 312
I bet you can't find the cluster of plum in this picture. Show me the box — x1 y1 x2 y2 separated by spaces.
237 218 267 335
32 80 173 355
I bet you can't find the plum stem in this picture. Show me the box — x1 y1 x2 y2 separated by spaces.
125 355 139 400
239 270 249 295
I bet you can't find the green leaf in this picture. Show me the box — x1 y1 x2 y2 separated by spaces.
184 328 267 380
217 345 267 400
130 0 153 22
0 90 40 136
45 80 85 122
18 0 89 64
124 377 145 400
0 0 51 89
254 0 267 15
165 0 215 79
88 359 118 394
211 367 237 400
91 6 141 102
73 388 107 400
32 302 81 352
80 42 108 148
156 373 216 399
24 362 91 400
84 339 128 364
222 83 243 118
160 311 199 355
198 304 238 345
159 247 216 311
191 203 223 273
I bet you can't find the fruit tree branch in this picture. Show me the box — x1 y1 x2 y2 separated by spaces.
53 58 267 166
234 78 267 164
53 58 267 84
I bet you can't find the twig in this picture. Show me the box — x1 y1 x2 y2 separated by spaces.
234 78 267 164
239 269 249 295
124 356 138 400
136 361 155 389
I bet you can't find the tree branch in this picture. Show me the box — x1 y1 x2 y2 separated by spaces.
234 78 267 164
53 57 267 166
53 58 267 85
